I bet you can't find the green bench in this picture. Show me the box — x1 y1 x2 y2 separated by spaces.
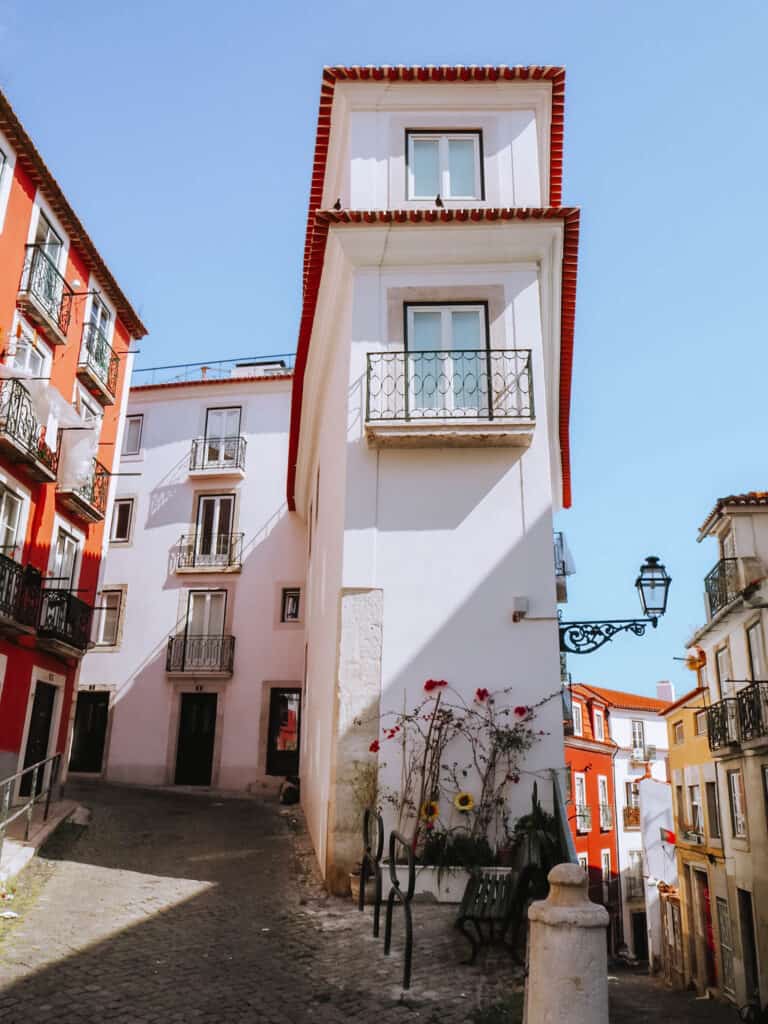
455 864 549 964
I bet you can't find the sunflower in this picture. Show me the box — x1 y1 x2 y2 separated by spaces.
420 800 439 821
454 792 475 813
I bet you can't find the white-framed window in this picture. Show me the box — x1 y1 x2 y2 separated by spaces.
727 769 747 837
0 484 22 560
405 303 489 416
689 784 703 832
593 709 605 741
195 494 235 564
110 498 134 544
50 526 80 588
10 320 52 379
747 620 767 680
93 589 122 646
716 645 733 698
572 701 583 736
187 589 226 637
716 897 736 995
598 775 611 829
706 780 721 839
0 140 12 233
601 849 611 901
122 415 143 456
673 720 684 744
33 211 63 264
574 772 589 832
626 780 640 808
577 853 588 872
631 719 645 751
281 587 301 623
75 383 103 426
406 130 483 200
695 710 708 736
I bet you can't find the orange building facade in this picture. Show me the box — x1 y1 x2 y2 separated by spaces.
565 683 620 949
0 91 146 789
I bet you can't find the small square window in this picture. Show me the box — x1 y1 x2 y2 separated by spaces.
695 710 708 736
122 415 143 456
110 499 134 543
673 720 684 744
406 131 483 200
281 587 301 623
94 590 122 646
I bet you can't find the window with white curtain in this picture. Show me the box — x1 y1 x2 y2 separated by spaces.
94 590 122 646
406 131 482 200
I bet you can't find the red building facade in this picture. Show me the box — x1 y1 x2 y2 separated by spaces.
565 683 620 948
0 91 146 791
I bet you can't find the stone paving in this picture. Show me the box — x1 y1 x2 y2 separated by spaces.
0 780 739 1024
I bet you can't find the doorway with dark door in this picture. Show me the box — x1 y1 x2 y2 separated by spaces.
694 869 718 988
738 888 760 1003
175 692 217 786
266 688 301 776
69 691 109 773
19 680 57 797
631 911 649 961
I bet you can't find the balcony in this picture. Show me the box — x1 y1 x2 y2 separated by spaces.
575 804 592 833
0 379 58 482
707 698 741 751
166 634 235 676
738 681 768 743
0 555 41 635
77 323 119 405
623 806 641 829
189 437 246 477
57 460 109 523
174 533 244 573
704 558 741 618
17 245 73 345
37 588 93 656
364 349 534 448
599 803 614 830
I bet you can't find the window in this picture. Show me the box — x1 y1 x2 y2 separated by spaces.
727 769 747 837
676 785 686 827
110 499 134 543
122 415 143 456
281 587 301 623
593 709 605 741
195 494 235 564
673 720 684 744
695 710 708 736
720 527 736 561
706 781 721 839
688 784 703 832
203 407 242 467
50 528 79 588
94 590 122 646
75 384 103 425
716 645 733 698
747 620 767 680
601 849 611 901
405 303 489 416
577 853 588 872
626 780 640 808
598 775 611 829
406 130 483 200
716 898 736 995
11 323 51 378
187 589 226 637
574 772 589 832
627 849 643 898
631 719 645 753
572 701 583 736
0 485 22 559
34 212 63 263
88 293 112 340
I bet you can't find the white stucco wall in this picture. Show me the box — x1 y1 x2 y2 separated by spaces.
639 778 678 970
79 376 306 790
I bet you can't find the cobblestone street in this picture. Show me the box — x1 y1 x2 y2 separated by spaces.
0 782 738 1024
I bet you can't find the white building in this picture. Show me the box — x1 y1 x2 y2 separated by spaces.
289 65 580 891
76 359 306 791
638 776 678 971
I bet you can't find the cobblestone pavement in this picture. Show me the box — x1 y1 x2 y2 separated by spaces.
0 781 739 1024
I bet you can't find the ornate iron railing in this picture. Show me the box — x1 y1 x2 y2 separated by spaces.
38 588 93 652
80 322 119 397
0 378 58 474
0 554 41 627
366 349 534 422
704 558 740 617
575 804 592 832
189 436 247 472
176 532 244 570
19 245 73 336
707 698 741 750
599 803 613 830
623 805 641 829
69 460 110 516
166 634 235 673
737 681 768 742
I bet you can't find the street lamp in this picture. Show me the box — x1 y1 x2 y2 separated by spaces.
559 555 671 655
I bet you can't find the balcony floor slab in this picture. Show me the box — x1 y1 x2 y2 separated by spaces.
365 419 535 449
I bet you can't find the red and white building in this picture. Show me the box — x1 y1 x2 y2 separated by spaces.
0 90 146 794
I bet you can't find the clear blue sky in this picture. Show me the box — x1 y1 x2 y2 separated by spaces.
2 1 766 698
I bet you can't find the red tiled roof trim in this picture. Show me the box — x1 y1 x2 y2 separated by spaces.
132 372 293 393
660 686 707 715
578 683 671 713
287 206 579 510
698 491 768 535
0 91 147 338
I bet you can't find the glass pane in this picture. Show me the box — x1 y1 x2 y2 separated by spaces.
450 310 484 412
410 311 443 412
450 310 482 350
208 593 225 634
411 139 439 197
411 310 442 350
447 138 477 197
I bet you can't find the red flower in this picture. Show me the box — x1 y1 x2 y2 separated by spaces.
475 688 490 702
514 705 531 717
424 678 448 692
369 740 380 753
425 820 435 831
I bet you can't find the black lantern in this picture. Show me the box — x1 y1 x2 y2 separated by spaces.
635 556 671 621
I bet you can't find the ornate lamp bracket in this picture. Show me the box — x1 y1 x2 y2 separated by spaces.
559 617 658 655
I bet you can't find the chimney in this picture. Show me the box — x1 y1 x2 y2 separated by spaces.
656 680 675 703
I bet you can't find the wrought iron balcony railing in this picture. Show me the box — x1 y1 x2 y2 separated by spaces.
707 698 741 750
0 379 58 479
599 803 614 830
623 805 641 829
737 681 768 743
166 634 235 673
189 436 247 473
18 245 73 338
58 460 109 521
575 804 592 833
78 322 119 399
366 349 534 422
38 588 92 653
704 558 740 618
176 532 244 570
0 554 41 629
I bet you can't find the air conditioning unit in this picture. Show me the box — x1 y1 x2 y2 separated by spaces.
646 744 657 760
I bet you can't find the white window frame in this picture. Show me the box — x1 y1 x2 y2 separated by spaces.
8 316 53 379
26 199 69 274
0 483 24 560
110 498 134 544
281 587 301 624
673 720 684 745
631 719 645 752
601 849 611 901
716 897 736 995
577 853 588 872
598 775 611 829
747 619 767 681
406 131 483 200
0 129 16 235
706 780 721 840
74 382 104 427
593 709 605 742
93 589 123 647
122 414 144 456
689 784 703 832
716 645 733 698
574 772 589 832
47 518 84 590
694 710 708 736
572 701 583 736
728 769 747 837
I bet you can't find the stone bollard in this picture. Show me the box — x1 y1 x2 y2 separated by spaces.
524 863 610 1024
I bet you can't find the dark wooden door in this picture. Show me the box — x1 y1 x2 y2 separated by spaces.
266 688 301 776
175 693 217 785
631 911 649 961
69 692 109 773
20 681 56 797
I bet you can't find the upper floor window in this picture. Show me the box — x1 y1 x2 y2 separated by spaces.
93 589 123 647
406 131 483 201
0 484 22 560
34 212 63 265
727 769 747 837
672 720 684 744
12 322 51 378
89 293 112 340
122 414 143 456
572 701 583 736
688 784 703 832
631 719 645 751
51 526 80 588
706 780 721 839
716 644 733 698
747 620 767 680
593 709 606 741
695 710 708 736
281 587 301 623
720 527 736 561
75 383 103 426
110 498 134 543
